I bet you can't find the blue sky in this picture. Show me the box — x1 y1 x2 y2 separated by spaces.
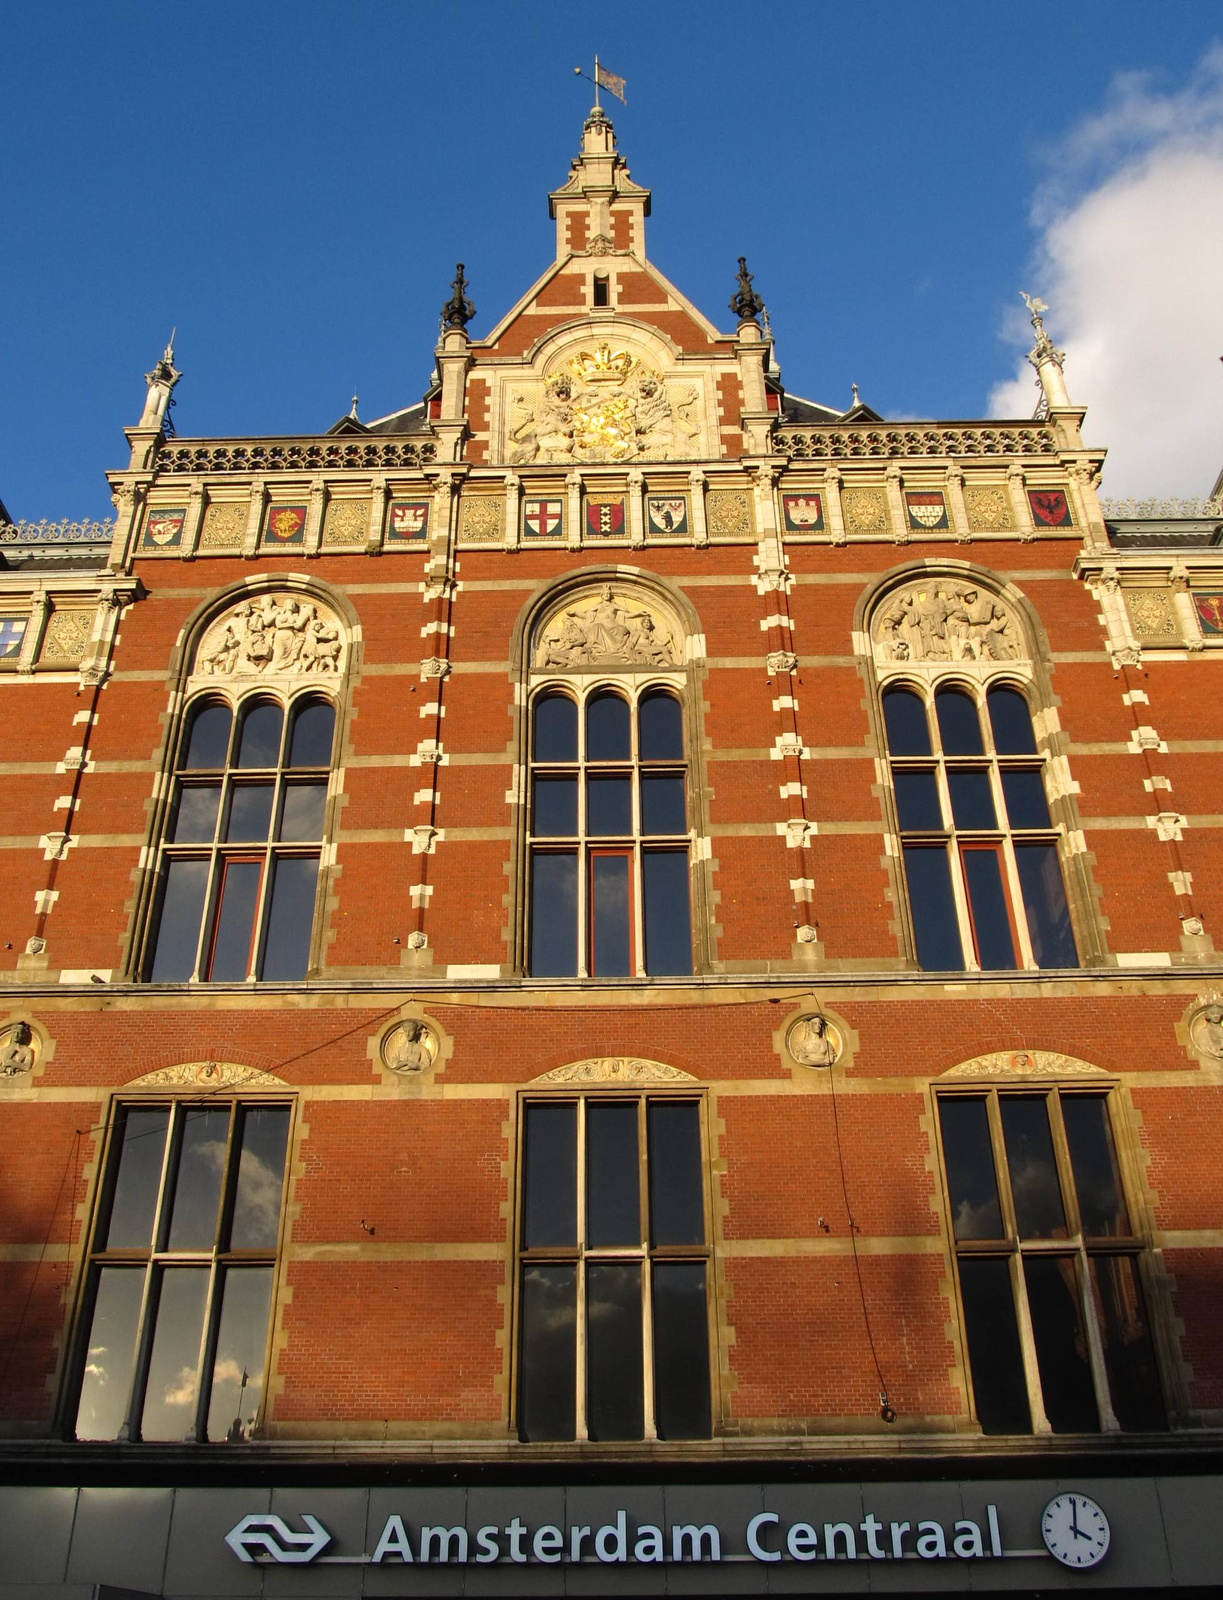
2 2 1220 520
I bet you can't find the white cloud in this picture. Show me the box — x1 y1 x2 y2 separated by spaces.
990 45 1223 498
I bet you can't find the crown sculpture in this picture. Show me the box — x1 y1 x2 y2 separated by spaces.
568 344 638 383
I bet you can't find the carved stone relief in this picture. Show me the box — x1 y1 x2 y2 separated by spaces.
872 581 1024 664
125 1060 285 1088
842 488 890 535
0 1022 37 1078
1189 1003 1223 1059
193 593 346 679
1125 590 1177 639
322 499 370 546
506 344 701 465
532 1058 697 1084
964 485 1013 531
706 490 753 536
534 585 680 670
786 1015 841 1067
381 1020 438 1074
199 502 247 550
459 497 504 541
40 610 91 664
942 1050 1104 1078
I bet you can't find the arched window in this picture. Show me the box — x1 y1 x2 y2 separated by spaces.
883 680 1077 971
147 694 336 981
528 685 691 977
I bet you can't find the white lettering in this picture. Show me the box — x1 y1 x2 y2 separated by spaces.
671 1524 720 1562
786 1521 819 1561
532 1526 563 1563
987 1503 1003 1556
371 1515 414 1564
595 1511 627 1563
860 1513 886 1559
890 1520 911 1559
824 1521 857 1560
505 1518 527 1563
953 1519 984 1559
746 1512 781 1561
916 1520 947 1559
420 1525 467 1564
570 1524 591 1561
634 1525 664 1562
475 1526 499 1563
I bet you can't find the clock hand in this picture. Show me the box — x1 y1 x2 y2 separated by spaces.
1070 1498 1087 1540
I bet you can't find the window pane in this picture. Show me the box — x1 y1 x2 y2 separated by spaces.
1015 844 1078 969
1089 1256 1164 1431
948 770 998 830
939 1098 1004 1240
586 1261 644 1440
639 693 683 760
260 857 319 980
236 703 283 769
150 859 208 981
962 847 1018 969
1024 1256 1098 1432
529 852 577 976
172 785 221 844
882 688 932 756
988 686 1038 754
532 776 577 837
141 1268 210 1441
518 1264 575 1441
75 1267 144 1440
166 1107 230 1250
642 851 692 976
522 1103 576 1247
230 1107 290 1249
1001 769 1051 829
648 1102 704 1245
893 769 942 831
102 1109 169 1248
903 845 965 970
586 693 630 760
935 687 984 755
1000 1097 1067 1238
287 700 335 767
641 774 686 835
653 1263 711 1439
1062 1097 1129 1237
587 776 632 836
957 1258 1031 1434
590 854 631 975
534 694 577 762
206 860 262 981
183 704 232 770
225 784 274 842
586 1104 640 1247
205 1267 274 1441
277 783 327 842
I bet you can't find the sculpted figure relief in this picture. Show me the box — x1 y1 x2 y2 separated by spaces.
382 1020 436 1075
507 348 700 465
0 1022 35 1077
1190 1003 1223 1059
196 594 345 678
877 582 1021 663
787 1014 841 1068
537 586 678 669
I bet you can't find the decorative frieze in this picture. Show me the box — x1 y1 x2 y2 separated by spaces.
535 584 679 670
193 593 346 679
532 1058 697 1084
964 484 1014 531
777 424 1058 460
198 501 247 551
873 580 1024 665
841 488 890 536
156 438 435 474
458 496 504 541
705 489 753 536
322 498 371 546
1125 589 1178 639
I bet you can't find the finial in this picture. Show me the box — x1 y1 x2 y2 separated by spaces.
350 394 359 419
852 383 860 407
729 256 765 325
1021 291 1064 369
441 263 476 331
138 330 182 431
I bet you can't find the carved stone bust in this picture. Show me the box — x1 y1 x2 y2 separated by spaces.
1190 1003 1223 1060
0 1022 36 1077
382 1020 437 1075
786 1014 841 1068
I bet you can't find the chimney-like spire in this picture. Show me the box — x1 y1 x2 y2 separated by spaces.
137 331 181 431
1022 292 1071 408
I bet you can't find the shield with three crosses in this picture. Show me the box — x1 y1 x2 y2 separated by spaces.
586 497 625 537
523 498 563 539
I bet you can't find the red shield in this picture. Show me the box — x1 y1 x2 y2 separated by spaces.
1028 490 1072 527
389 502 429 539
586 498 625 537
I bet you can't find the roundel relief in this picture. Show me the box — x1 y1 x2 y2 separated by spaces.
193 592 347 681
872 581 1026 666
534 585 682 671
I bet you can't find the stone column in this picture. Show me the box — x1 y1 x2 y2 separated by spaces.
823 468 846 545
1007 464 1033 539
242 480 265 559
885 464 907 544
366 474 388 554
305 475 326 556
1170 565 1205 650
945 464 971 543
182 482 206 560
566 470 583 549
688 469 708 547
503 472 521 550
627 469 645 547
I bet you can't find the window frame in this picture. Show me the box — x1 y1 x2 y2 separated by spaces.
526 681 694 978
144 689 338 983
63 1094 293 1444
934 1082 1164 1436
511 1088 716 1443
883 676 1078 972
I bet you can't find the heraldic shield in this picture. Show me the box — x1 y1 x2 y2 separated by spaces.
586 496 626 537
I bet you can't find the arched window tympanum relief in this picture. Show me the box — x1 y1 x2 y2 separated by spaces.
526 582 694 978
144 590 348 983
869 575 1079 973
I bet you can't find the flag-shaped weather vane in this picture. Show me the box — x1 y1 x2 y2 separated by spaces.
574 56 626 106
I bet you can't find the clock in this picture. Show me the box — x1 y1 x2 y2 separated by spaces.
1041 1492 1110 1569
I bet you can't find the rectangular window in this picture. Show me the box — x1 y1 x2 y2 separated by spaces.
72 1100 290 1443
937 1087 1162 1435
516 1095 711 1442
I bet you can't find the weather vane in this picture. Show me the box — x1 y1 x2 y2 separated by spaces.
574 56 626 108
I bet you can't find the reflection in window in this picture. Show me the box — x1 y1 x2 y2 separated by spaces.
527 688 691 976
74 1101 290 1443
937 1088 1163 1436
148 695 335 981
881 680 1077 971
518 1095 710 1442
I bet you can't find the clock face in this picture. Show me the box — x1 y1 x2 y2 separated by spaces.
1041 1493 1110 1569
